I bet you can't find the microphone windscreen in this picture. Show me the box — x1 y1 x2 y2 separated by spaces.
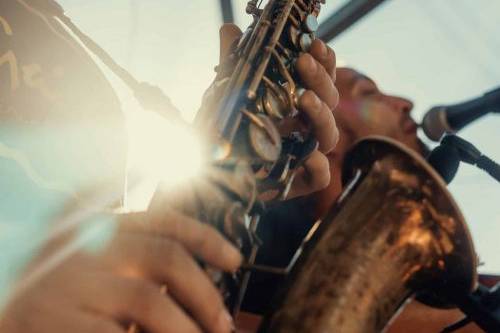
427 144 460 184
422 107 452 142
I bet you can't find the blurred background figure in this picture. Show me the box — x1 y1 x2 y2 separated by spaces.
0 0 127 301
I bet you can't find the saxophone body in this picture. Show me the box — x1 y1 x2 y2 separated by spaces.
259 137 478 332
132 2 327 331
196 0 325 200
187 0 328 315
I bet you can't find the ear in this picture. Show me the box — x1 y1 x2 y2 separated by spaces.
219 24 243 63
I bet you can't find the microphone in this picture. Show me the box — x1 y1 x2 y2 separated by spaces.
428 134 500 184
427 143 460 184
422 86 500 141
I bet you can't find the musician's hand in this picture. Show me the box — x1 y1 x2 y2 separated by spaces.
219 24 339 199
287 39 339 198
0 211 241 333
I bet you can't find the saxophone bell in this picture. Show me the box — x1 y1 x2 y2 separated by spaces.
259 137 478 333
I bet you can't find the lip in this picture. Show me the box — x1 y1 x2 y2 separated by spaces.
402 118 418 134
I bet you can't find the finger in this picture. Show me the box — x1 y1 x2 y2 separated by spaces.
108 235 234 333
68 311 125 333
9 301 125 333
77 273 202 333
219 24 243 63
308 39 336 80
119 211 242 272
287 150 330 199
298 90 339 154
296 53 339 110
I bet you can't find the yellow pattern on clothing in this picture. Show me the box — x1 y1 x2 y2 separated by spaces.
0 16 13 35
0 51 20 92
0 15 19 92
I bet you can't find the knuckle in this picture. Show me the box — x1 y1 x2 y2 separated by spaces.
192 223 215 253
159 238 183 263
159 239 197 277
316 62 329 79
297 53 317 75
300 90 320 111
128 281 161 322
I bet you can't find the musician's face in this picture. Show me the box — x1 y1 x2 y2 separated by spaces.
334 68 420 152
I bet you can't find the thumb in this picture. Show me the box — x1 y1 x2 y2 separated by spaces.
219 23 243 63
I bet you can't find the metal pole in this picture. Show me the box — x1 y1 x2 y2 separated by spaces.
220 0 234 24
317 0 388 42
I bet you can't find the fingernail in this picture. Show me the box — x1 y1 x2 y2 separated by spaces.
216 309 235 333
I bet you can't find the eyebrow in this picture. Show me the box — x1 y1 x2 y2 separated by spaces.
353 73 375 85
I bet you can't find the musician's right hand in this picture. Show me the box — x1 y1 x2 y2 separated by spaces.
217 24 339 200
0 210 241 333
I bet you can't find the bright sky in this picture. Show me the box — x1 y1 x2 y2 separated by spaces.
59 0 500 273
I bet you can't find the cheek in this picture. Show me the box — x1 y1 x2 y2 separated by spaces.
358 100 400 136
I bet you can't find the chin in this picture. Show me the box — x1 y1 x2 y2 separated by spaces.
399 135 427 156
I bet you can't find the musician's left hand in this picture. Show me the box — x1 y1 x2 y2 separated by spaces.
0 208 241 333
219 24 339 199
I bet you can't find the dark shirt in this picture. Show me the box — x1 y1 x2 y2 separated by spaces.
242 197 316 314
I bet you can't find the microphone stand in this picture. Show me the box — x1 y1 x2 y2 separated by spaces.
439 134 500 184
475 155 500 183
431 135 500 332
442 283 500 333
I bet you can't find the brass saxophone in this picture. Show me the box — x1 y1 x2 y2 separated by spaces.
193 0 327 313
127 1 327 331
259 137 478 333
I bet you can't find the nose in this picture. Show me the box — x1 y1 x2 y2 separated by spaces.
388 96 414 115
